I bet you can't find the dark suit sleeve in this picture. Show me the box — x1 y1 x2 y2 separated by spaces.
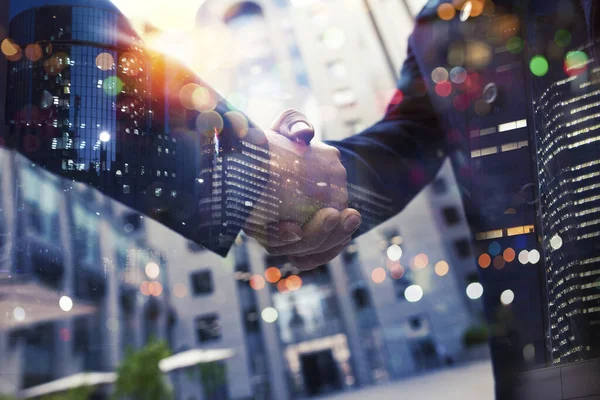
326 42 448 235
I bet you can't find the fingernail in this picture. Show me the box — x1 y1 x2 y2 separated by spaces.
324 215 339 232
290 122 310 135
281 231 301 242
343 215 361 232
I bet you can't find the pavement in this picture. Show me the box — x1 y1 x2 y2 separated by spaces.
317 361 495 400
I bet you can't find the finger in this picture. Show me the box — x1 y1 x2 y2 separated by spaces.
244 221 303 248
265 208 341 255
271 108 315 145
302 209 361 256
289 243 350 271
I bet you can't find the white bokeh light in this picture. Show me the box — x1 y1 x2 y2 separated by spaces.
466 282 484 300
145 262 160 279
386 245 403 261
518 250 529 265
550 235 563 250
13 307 25 321
404 285 423 303
261 307 279 323
59 296 73 312
523 344 535 361
528 249 541 264
99 131 111 142
500 289 515 305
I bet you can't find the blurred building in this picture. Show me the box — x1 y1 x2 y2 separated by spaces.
195 0 486 399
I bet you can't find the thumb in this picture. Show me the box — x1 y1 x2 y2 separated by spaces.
271 108 315 145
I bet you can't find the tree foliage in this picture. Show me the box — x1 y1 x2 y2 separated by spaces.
112 340 172 400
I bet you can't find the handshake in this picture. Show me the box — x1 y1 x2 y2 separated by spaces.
242 109 362 270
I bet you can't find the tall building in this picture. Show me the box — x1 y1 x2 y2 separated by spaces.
0 0 8 134
533 38 600 364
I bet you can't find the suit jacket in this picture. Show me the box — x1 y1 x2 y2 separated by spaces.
327 0 600 397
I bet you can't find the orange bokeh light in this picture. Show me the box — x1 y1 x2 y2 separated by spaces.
437 3 456 21
148 281 163 297
503 248 516 263
478 253 491 268
390 266 405 280
435 261 450 276
265 267 281 284
249 275 266 291
286 275 303 291
371 267 387 284
277 279 289 293
414 253 429 269
140 281 150 296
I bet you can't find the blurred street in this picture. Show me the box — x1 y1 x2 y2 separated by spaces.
317 361 494 400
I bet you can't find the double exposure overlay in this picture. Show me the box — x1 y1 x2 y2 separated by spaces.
0 0 599 399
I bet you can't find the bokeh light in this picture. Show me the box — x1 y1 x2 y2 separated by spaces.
390 266 405 280
386 244 402 261
140 281 150 296
148 281 163 297
13 307 25 321
503 248 516 263
224 111 249 139
277 279 289 293
180 83 217 112
173 283 188 298
518 250 529 265
478 253 491 268
415 253 429 269
530 55 549 77
466 282 483 300
196 111 224 137
450 66 467 83
99 131 111 143
550 235 563 250
404 285 424 303
250 275 266 290
528 249 541 264
103 76 124 96
466 41 491 68
261 307 279 323
371 267 387 284
96 52 114 70
25 44 42 62
507 37 524 54
500 289 515 305
493 255 505 270
59 296 73 312
435 81 453 97
437 3 456 20
564 50 589 76
431 67 449 83
554 29 571 48
265 267 281 283
488 241 501 256
145 262 160 279
1 38 19 57
435 261 449 276
523 344 535 361
286 275 303 291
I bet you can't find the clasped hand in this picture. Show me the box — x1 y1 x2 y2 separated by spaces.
243 109 361 270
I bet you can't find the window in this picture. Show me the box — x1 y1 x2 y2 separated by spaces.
442 206 460 225
454 238 471 259
333 88 356 108
244 309 260 333
154 188 162 197
475 229 503 240
171 190 177 198
352 287 370 309
432 178 447 194
124 163 129 173
123 185 130 194
141 166 145 176
195 314 221 343
507 225 535 236
191 270 213 296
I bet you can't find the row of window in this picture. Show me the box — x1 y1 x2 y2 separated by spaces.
475 225 535 241
471 140 528 158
